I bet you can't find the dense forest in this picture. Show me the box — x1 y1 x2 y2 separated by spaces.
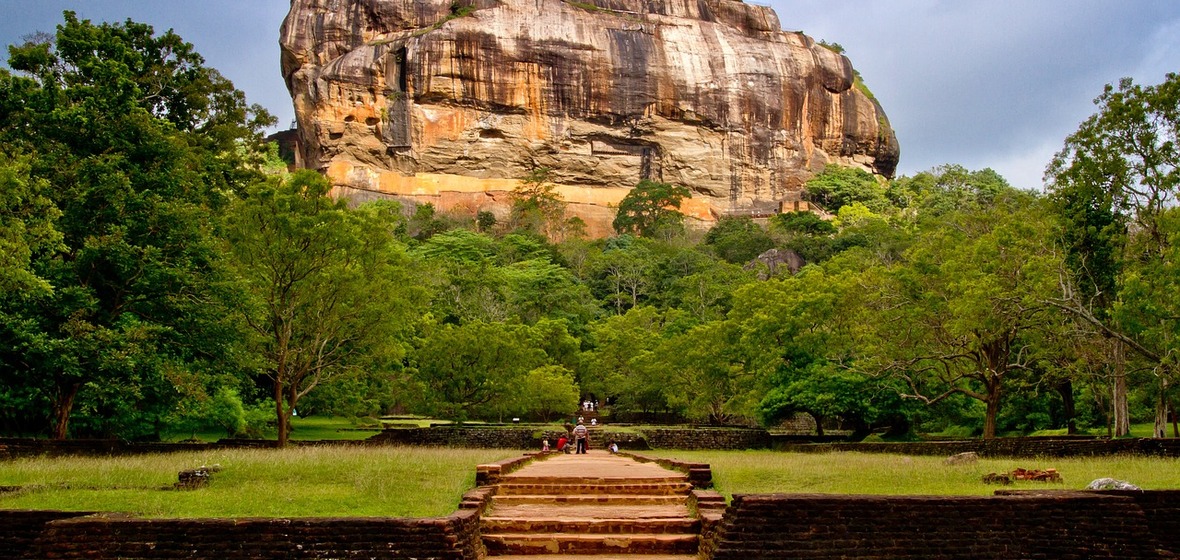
1 15 1178 444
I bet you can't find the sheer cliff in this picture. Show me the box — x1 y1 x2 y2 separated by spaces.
281 0 900 235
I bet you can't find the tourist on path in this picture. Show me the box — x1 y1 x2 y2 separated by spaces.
574 419 589 454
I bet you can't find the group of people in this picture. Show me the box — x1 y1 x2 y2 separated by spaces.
541 418 618 454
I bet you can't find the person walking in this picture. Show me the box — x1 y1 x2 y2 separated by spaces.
574 419 589 454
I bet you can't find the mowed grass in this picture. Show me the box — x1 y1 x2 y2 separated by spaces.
645 450 1180 498
0 446 519 518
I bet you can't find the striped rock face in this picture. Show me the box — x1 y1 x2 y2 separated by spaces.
281 0 899 236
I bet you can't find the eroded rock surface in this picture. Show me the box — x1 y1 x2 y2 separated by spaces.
281 0 900 235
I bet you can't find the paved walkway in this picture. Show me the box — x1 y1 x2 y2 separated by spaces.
503 451 683 480
481 450 700 558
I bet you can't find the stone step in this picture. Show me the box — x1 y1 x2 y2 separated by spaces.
487 556 696 560
496 481 693 496
491 494 690 507
482 533 699 556
482 517 700 535
486 503 692 521
500 475 688 485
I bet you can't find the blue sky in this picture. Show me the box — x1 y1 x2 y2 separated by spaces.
2 0 1178 190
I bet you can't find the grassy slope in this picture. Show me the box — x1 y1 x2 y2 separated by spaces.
0 446 519 518
645 450 1180 498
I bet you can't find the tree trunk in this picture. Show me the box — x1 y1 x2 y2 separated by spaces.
1056 380 1077 435
810 413 825 437
1153 377 1168 439
1172 398 1179 438
982 376 1002 440
51 382 81 440
275 379 288 448
1113 341 1130 437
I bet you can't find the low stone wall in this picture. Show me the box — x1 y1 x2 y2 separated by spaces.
774 437 1180 457
367 427 537 448
710 491 1170 559
643 428 770 450
997 489 1180 556
7 433 1180 458
26 511 484 560
0 510 95 559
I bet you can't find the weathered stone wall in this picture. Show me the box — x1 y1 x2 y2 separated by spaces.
0 510 94 559
774 437 1180 458
709 492 1169 559
644 428 770 450
26 511 483 560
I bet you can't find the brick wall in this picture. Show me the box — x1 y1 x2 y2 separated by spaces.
27 510 483 560
998 489 1180 556
710 492 1168 559
643 428 770 450
0 510 94 559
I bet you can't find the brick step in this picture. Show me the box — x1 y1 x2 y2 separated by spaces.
496 481 693 495
491 494 690 507
487 556 695 560
483 533 699 555
501 476 687 485
482 517 700 534
486 556 696 560
486 503 692 521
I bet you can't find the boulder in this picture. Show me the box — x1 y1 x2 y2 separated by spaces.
1087 478 1141 491
280 0 900 236
944 452 979 466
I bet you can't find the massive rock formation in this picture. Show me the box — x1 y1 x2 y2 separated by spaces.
281 0 899 236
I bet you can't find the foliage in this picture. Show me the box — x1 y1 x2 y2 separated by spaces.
861 194 1062 438
409 321 546 422
0 13 271 439
223 171 420 445
704 217 775 264
1046 73 1180 436
803 165 887 213
612 179 691 238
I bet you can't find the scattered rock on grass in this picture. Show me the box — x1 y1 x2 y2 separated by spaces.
1087 478 1140 491
982 472 1012 485
174 464 222 490
944 452 979 465
1011 468 1062 483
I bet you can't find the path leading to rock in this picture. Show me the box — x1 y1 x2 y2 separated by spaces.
481 451 701 559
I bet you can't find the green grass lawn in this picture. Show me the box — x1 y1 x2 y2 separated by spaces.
645 450 1180 498
0 446 519 518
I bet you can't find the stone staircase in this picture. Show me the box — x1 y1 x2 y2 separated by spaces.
481 453 700 559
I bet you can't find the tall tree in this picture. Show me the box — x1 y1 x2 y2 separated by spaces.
1046 73 1180 436
612 180 691 238
864 193 1062 438
0 13 271 438
224 171 419 446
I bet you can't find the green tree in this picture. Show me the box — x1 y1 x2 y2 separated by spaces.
887 164 1011 217
803 165 887 213
0 14 271 438
410 321 545 422
612 180 691 238
509 167 572 240
657 321 752 424
1046 73 1180 437
703 216 775 264
224 171 420 446
514 365 580 421
863 194 1062 438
